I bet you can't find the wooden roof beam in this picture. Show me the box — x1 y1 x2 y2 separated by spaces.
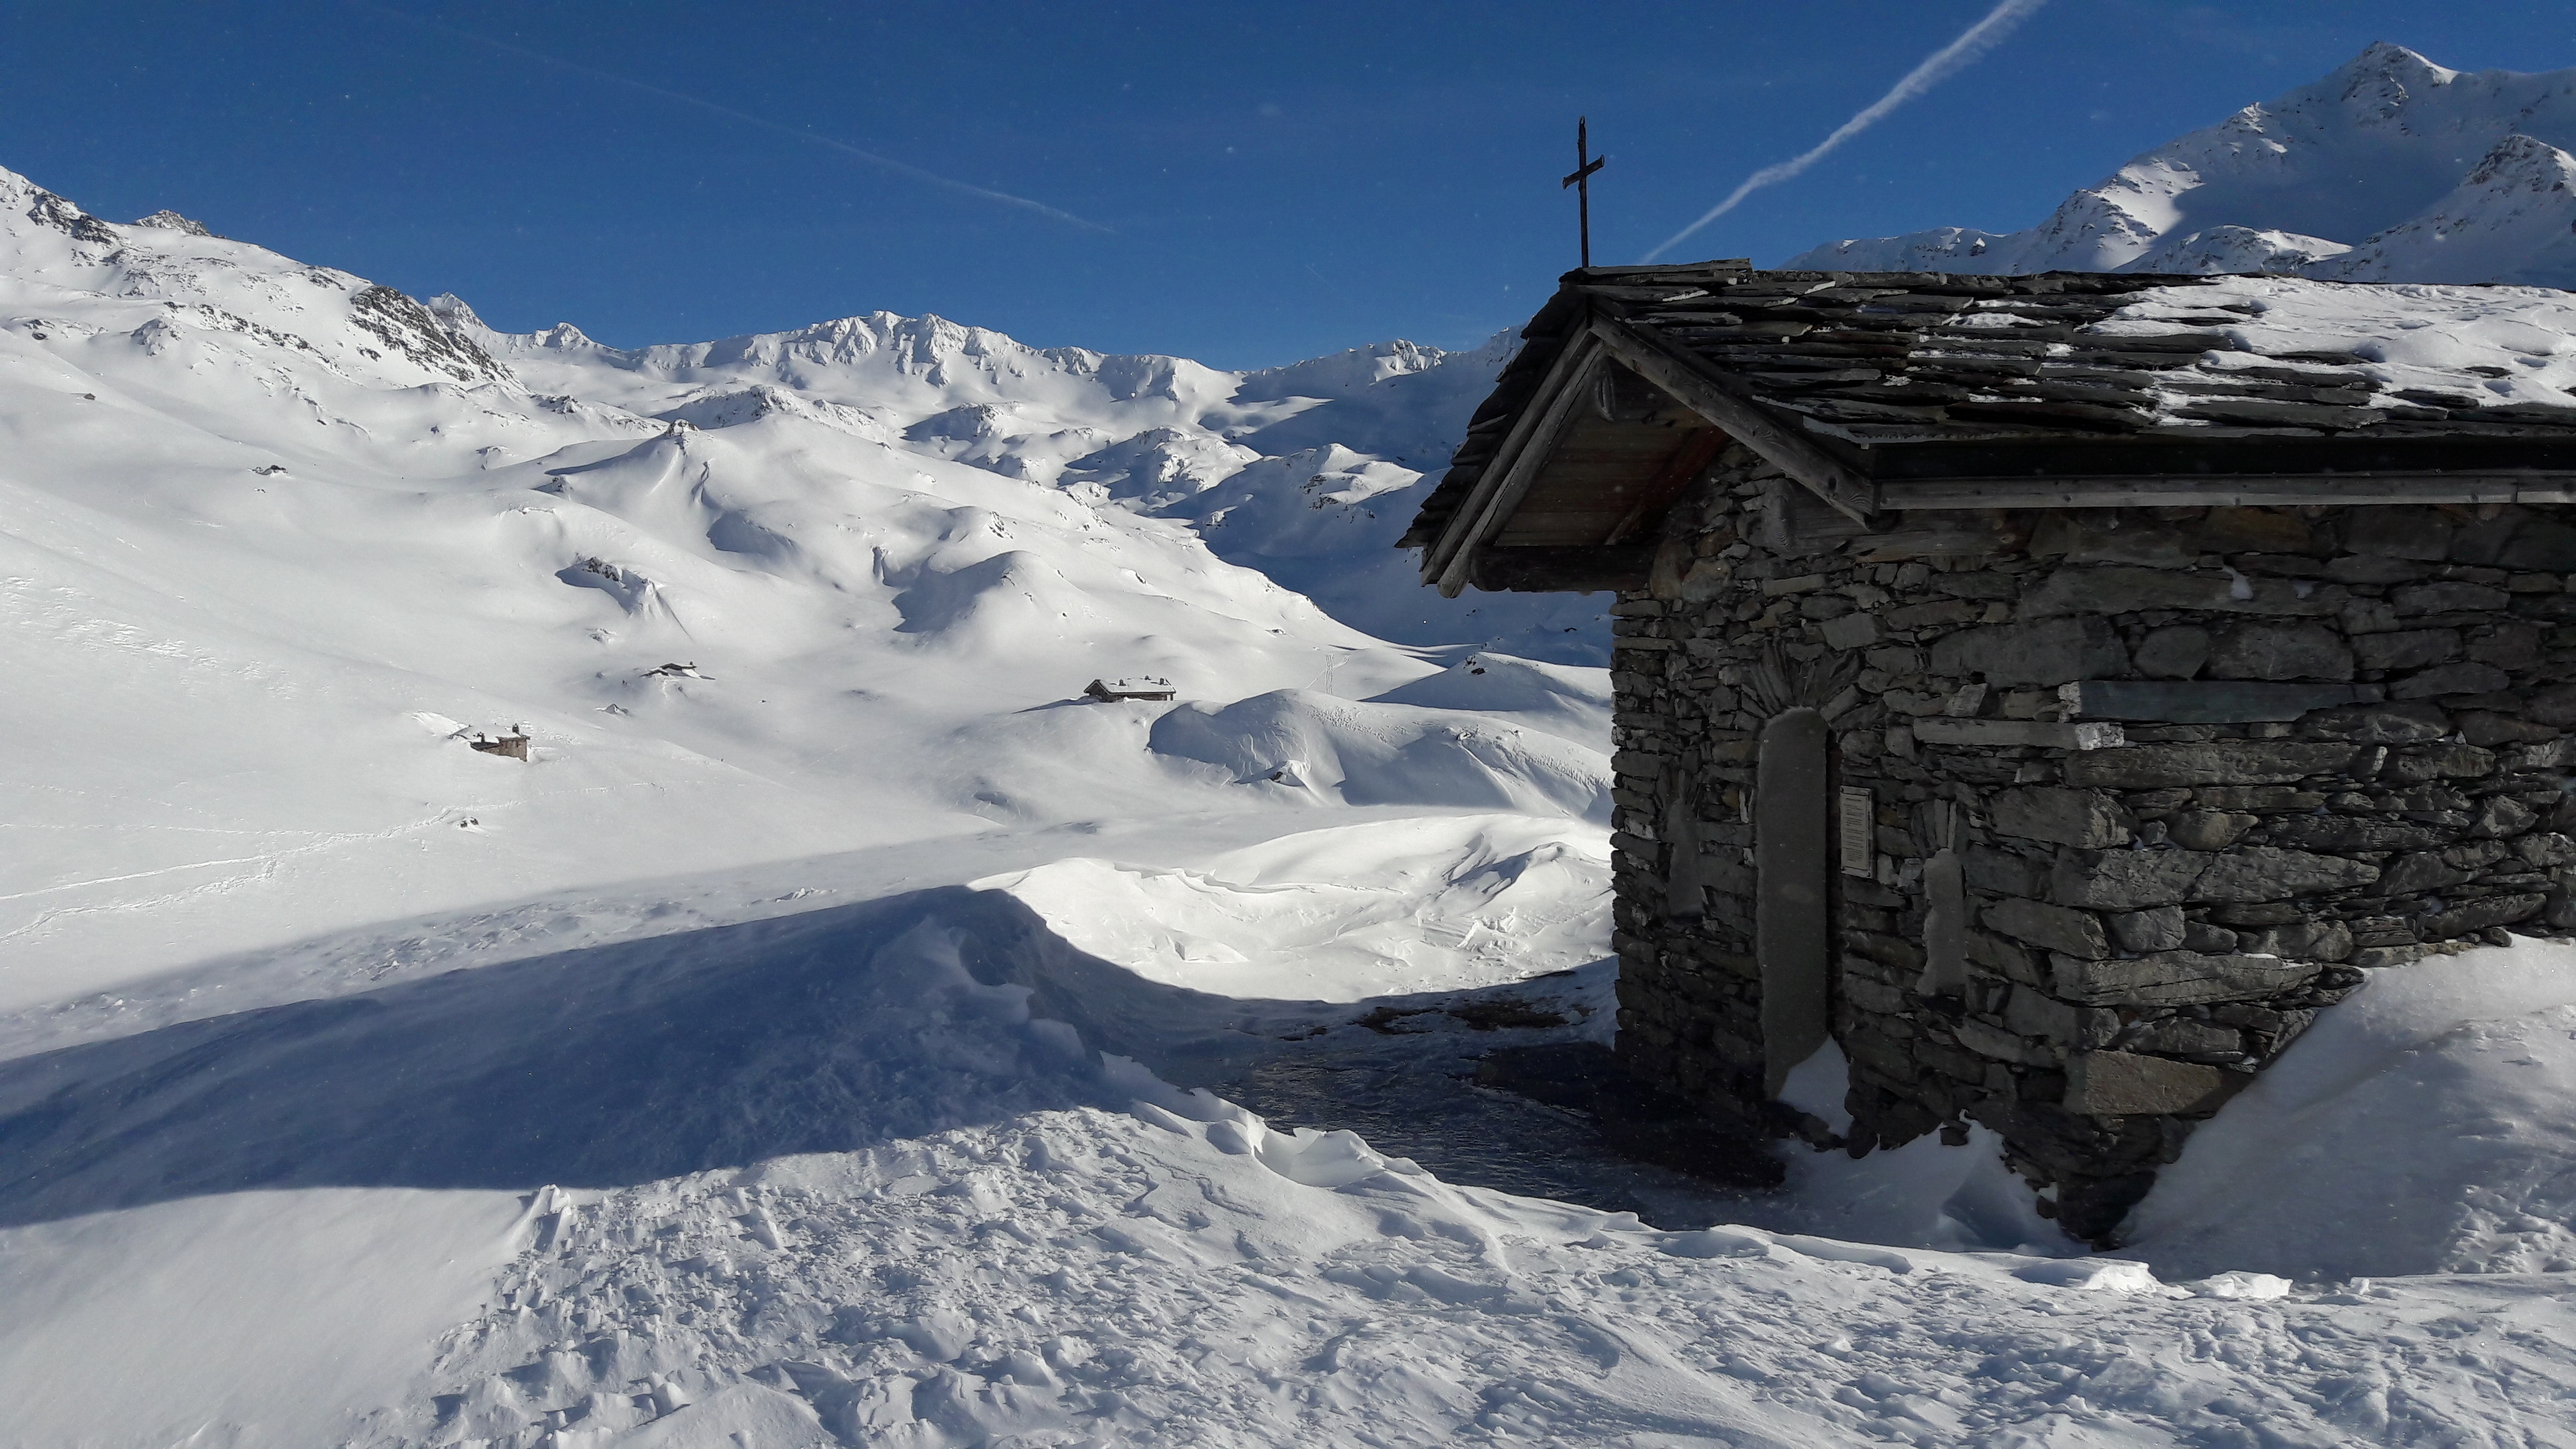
1428 330 1609 597
1588 311 1879 525
1881 473 2576 510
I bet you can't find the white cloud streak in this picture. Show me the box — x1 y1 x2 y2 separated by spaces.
1644 0 2049 263
355 2 1111 234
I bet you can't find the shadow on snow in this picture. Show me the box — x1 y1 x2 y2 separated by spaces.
0 886 1757 1228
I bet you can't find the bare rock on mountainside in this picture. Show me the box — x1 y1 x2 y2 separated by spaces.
130 208 217 237
1788 43 2576 288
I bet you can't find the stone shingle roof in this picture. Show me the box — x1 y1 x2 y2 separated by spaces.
1401 266 2576 553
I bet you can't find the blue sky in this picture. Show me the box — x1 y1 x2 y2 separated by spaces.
4 2 2569 368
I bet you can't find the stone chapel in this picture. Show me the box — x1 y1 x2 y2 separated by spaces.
1403 261 2576 1241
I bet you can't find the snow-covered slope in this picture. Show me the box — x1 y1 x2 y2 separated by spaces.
2310 131 2576 286
1788 43 2576 288
11 866 2576 1447
0 159 1612 1002
435 291 1608 660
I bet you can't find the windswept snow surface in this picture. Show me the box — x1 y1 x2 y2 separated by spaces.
9 157 2576 1447
982 814 1610 1001
10 883 2576 1447
1787 43 2576 288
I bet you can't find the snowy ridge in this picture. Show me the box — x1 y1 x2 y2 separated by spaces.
441 282 1601 656
1787 43 2576 288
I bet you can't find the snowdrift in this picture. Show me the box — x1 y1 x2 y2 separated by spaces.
982 813 1610 1000
1148 688 1612 821
2130 940 2576 1281
1364 650 1612 748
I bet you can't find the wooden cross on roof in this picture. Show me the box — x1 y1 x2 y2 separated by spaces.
1563 116 1606 269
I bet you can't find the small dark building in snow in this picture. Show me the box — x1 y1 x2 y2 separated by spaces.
1403 261 2576 1241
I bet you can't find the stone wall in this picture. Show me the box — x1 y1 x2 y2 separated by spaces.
1609 444 2576 1242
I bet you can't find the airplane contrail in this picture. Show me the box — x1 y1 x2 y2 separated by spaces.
352 2 1113 233
1644 0 2049 262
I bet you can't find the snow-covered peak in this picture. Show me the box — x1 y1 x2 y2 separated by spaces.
0 163 506 388
2311 133 2576 286
1235 339 1450 403
1787 44 2576 287
2125 225 2352 277
422 291 484 329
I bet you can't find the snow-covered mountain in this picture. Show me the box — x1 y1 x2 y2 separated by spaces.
1788 43 2576 287
432 291 1603 657
0 159 1612 997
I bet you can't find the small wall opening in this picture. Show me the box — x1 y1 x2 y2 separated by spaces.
1918 801 1967 997
1662 759 1704 922
1755 708 1832 1097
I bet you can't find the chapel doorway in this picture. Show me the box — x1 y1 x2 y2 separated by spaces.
1755 708 1831 1096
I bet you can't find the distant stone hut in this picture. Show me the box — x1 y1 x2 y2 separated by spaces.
1086 677 1178 703
1403 261 2576 1241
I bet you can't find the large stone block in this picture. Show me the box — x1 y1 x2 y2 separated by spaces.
2343 507 2453 562
1988 786 2134 848
2061 680 2379 724
2499 519 2576 572
2017 566 2338 619
2379 850 2482 895
1885 598 1983 631
1965 846 2049 898
2206 623 2354 682
2352 628 2460 672
2133 626 2210 680
2262 816 2451 852
2295 702 2449 743
2065 1051 2238 1116
1927 616 2131 687
2189 846 2381 902
2234 918 2356 962
1953 1016 2044 1065
2106 905 2187 953
2051 950 2321 1006
2004 987 2120 1048
1818 612 1883 650
2165 811 2255 851
2064 741 2361 788
2531 685 2576 729
2051 849 2212 909
2419 892 2547 940
1984 897 2110 959
2123 1017 2248 1060
2391 661 2514 700
2392 580 2510 615
2466 622 2543 670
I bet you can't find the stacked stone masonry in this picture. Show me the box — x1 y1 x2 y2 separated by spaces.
1611 444 2576 1242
